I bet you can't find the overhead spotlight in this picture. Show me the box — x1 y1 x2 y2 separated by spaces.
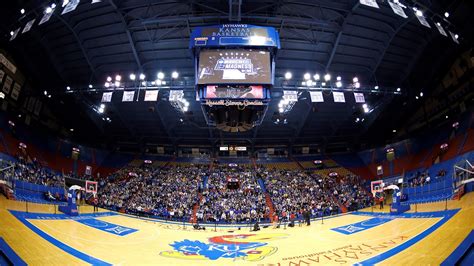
279 108 284 113
139 73 145 80
374 86 379 90
304 73 311 80
161 81 166 85
129 73 136 80
355 117 360 122
436 22 441 26
420 92 423 97
104 82 110 88
416 10 423 17
44 90 48 95
454 34 459 40
352 77 358 83
313 73 320 80
183 106 188 112
62 0 69 7
444 12 449 18
171 71 179 79
336 81 342 88
141 81 147 86
306 80 313 86
284 72 292 80
416 96 419 100
445 115 449 119
361 118 365 122
179 118 184 122
362 104 368 109
324 74 331 81
336 76 341 81
98 108 104 114
397 87 401 92
157 72 165 80
51 3 57 9
10 31 14 36
321 82 326 86
114 81 120 87
393 129 397 133
354 82 360 89
45 7 53 13
20 9 25 14
107 76 112 82
301 81 306 86
100 104 105 109
70 128 74 132
89 84 93 89
278 102 283 108
48 95 52 98
66 86 70 91
151 81 156 85
156 79 162 86
115 75 122 81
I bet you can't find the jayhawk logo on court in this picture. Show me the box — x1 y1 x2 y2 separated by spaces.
160 233 287 261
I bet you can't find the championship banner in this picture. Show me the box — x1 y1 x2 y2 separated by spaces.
359 0 379 9
354 92 365 103
388 2 407 18
85 165 92 176
101 92 113 102
122 91 135 102
415 13 431 28
376 165 383 175
333 91 345 103
434 23 447 37
9 28 20 41
2 76 13 94
283 90 298 102
309 91 324 102
144 90 158 101
0 54 17 74
62 0 81 15
169 90 184 101
11 83 21 101
39 10 54 25
22 19 36 34
0 70 4 83
449 31 459 44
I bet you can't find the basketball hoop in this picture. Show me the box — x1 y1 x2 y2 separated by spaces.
370 180 384 197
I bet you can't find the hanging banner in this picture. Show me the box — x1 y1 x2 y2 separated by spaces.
359 0 379 9
302 147 309 154
39 10 54 25
283 90 298 102
9 28 20 41
169 90 184 101
62 0 81 15
157 146 165 154
11 83 21 100
434 23 447 37
122 91 135 102
33 99 42 116
267 148 274 155
0 70 4 82
144 90 159 101
0 54 17 74
388 2 407 18
22 19 36 34
85 166 92 176
2 76 13 94
332 91 345 103
354 92 365 103
415 13 431 28
27 97 35 112
92 0 102 3
448 31 459 44
309 91 324 102
101 92 113 102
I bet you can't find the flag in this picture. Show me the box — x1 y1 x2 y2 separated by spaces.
144 90 158 101
415 12 431 28
122 91 135 102
309 91 324 102
62 0 80 15
354 92 365 103
359 0 379 9
434 23 447 37
39 10 54 25
101 92 113 102
333 91 345 103
388 2 407 18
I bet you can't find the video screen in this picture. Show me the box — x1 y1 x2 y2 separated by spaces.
198 49 272 85
205 85 264 99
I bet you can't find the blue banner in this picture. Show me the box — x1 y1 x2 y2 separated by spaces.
190 24 280 49
75 218 138 236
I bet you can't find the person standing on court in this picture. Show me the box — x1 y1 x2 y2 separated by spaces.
93 194 99 213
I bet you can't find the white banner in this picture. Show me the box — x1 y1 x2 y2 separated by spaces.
9 28 20 41
122 91 135 102
85 166 92 176
62 0 81 15
388 2 407 18
434 23 447 37
333 91 346 103
169 90 184 101
22 19 36 34
0 54 17 74
144 90 158 101
39 10 54 25
11 83 21 100
283 90 298 102
354 92 365 103
309 91 324 102
449 31 459 44
101 92 113 102
415 13 431 28
359 0 379 9
2 76 13 94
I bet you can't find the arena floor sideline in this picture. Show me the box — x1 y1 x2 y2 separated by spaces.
1 193 473 265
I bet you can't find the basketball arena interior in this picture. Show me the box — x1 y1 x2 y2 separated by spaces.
0 1 473 265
